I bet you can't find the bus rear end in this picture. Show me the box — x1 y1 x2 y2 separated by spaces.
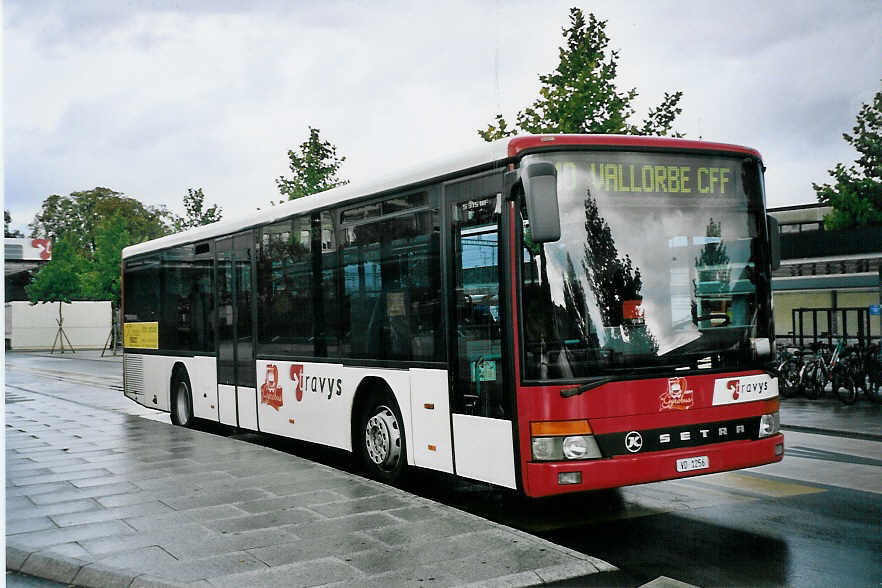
511 137 783 497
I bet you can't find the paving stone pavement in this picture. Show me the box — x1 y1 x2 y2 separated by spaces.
6 387 615 587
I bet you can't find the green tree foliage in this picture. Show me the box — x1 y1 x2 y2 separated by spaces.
174 188 223 231
25 236 88 304
479 8 683 141
81 214 130 305
694 218 729 280
813 82 882 229
5 209 24 237
29 187 175 256
276 127 349 202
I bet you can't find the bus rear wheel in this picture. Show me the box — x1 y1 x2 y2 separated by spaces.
359 395 407 484
171 370 194 427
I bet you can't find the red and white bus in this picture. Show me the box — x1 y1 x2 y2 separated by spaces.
122 134 783 497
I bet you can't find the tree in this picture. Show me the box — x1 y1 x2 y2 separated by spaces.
81 214 130 305
813 81 882 229
174 188 223 231
25 236 88 304
276 127 348 202
479 8 683 141
694 218 729 282
5 209 24 237
29 187 175 257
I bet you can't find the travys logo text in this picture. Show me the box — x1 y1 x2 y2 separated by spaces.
289 364 342 401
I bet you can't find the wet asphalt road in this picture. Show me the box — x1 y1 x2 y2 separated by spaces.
5 351 882 587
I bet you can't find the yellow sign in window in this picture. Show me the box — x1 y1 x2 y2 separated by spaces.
124 322 158 349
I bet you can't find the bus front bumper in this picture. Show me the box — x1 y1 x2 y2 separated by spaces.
523 434 784 498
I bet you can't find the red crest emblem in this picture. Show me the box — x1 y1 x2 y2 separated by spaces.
260 364 283 410
659 377 694 411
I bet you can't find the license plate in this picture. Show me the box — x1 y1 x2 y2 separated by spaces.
676 456 709 472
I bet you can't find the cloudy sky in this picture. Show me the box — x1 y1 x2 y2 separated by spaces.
4 0 881 233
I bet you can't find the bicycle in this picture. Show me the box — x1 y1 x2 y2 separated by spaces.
835 345 862 405
863 343 881 403
775 346 804 398
801 340 852 401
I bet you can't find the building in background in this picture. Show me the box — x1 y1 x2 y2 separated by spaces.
769 203 881 346
5 237 112 350
5 237 52 301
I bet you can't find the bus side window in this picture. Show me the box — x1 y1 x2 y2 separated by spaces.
257 217 315 357
339 204 442 363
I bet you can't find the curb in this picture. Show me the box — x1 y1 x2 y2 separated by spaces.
8 546 187 588
780 424 882 441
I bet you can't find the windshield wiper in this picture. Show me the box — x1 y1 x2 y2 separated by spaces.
560 376 616 398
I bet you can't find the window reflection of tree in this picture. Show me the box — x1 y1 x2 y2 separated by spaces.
577 188 657 358
692 217 730 326
523 187 658 379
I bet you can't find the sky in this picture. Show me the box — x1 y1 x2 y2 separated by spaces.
4 0 881 234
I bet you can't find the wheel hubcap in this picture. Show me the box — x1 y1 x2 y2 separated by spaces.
176 382 190 423
364 405 401 470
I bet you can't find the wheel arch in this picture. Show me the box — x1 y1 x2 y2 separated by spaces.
170 361 189 395
349 375 412 464
169 361 194 426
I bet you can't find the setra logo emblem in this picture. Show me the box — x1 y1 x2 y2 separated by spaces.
625 431 643 453
260 364 283 410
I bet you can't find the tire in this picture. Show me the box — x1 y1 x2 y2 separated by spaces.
358 393 407 484
866 376 881 404
801 363 822 400
832 367 857 405
866 359 882 404
778 360 800 398
170 369 194 427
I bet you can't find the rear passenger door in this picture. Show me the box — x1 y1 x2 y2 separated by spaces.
215 231 257 429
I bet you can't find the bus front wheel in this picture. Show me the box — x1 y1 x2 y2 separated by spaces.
359 395 407 484
170 369 194 427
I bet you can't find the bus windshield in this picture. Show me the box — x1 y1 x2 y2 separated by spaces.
520 150 770 382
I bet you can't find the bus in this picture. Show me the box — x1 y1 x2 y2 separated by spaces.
122 134 784 497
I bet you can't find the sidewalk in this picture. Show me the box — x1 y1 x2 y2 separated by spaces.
779 396 882 440
5 386 615 588
7 350 877 587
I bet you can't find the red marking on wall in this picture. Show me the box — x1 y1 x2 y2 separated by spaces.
31 239 52 260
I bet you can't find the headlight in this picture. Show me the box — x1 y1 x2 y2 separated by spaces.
530 421 603 461
562 435 589 459
758 412 780 438
531 436 556 461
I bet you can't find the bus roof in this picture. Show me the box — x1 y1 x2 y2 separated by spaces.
123 134 761 259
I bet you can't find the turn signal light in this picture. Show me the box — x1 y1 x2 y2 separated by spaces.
530 420 592 436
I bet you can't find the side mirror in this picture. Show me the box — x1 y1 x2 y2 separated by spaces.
522 162 560 243
767 214 780 270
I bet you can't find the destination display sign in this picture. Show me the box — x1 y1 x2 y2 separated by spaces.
587 162 735 194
